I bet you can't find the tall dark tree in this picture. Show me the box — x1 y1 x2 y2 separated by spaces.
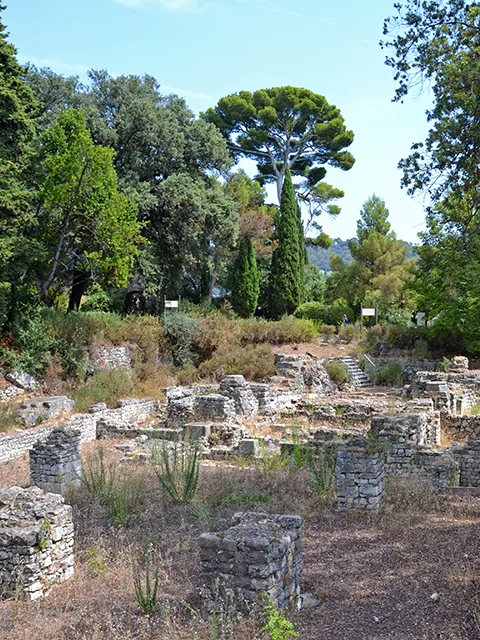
269 166 303 318
0 5 38 289
231 236 260 318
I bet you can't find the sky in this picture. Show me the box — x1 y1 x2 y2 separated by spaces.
5 0 433 243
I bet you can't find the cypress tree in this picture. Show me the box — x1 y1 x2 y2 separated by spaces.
231 236 260 318
269 165 302 318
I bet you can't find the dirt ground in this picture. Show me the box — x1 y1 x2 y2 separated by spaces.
0 442 480 640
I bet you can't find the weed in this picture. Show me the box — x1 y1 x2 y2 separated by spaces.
375 362 404 386
107 474 145 528
87 546 106 576
260 600 299 640
151 439 200 505
191 503 214 522
35 519 50 552
306 445 337 498
132 556 160 614
81 447 116 504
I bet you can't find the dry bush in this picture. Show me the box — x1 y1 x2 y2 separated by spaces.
385 475 444 514
197 344 276 382
71 369 136 412
239 316 318 345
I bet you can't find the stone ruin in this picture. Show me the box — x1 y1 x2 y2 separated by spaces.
0 486 74 601
336 438 386 513
30 428 82 495
199 512 302 613
19 395 75 427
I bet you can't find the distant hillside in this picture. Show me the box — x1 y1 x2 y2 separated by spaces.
307 238 417 273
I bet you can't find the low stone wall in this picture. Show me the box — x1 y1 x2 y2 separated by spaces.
199 512 302 613
336 438 385 512
219 375 258 417
371 413 429 446
0 486 74 601
30 428 82 494
0 399 158 462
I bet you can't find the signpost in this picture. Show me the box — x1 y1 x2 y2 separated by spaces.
360 304 378 335
164 296 181 313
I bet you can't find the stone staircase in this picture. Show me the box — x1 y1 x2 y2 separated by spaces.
338 356 372 388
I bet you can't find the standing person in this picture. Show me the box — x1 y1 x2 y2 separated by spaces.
342 314 350 326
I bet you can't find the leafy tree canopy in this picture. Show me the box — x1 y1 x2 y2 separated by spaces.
203 86 355 205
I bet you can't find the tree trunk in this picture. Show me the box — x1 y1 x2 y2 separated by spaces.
67 269 90 312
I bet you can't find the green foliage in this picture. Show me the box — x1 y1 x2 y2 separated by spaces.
303 260 325 303
87 547 107 576
296 300 353 327
72 370 135 413
231 236 260 318
269 166 303 318
81 447 117 504
107 474 145 528
0 282 10 331
162 312 199 368
240 316 318 344
204 85 354 205
375 363 404 387
306 445 337 498
325 360 351 385
151 439 200 505
35 519 50 552
294 301 324 324
132 557 160 614
0 401 22 433
260 601 299 640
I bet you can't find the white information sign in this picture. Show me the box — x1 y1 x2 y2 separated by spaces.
362 308 376 317
164 300 179 309
416 312 426 327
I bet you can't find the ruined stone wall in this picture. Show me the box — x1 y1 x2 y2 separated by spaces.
336 438 385 512
199 512 302 613
440 412 480 442
453 441 480 487
0 486 74 601
30 428 82 494
0 399 158 462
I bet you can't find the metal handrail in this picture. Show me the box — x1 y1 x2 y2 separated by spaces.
364 354 376 370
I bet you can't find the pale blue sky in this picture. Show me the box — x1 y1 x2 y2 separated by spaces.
5 0 432 242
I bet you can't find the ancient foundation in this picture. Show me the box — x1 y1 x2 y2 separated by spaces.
199 512 302 613
0 486 74 601
30 428 82 494
336 438 386 512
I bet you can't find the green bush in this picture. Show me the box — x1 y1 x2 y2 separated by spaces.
294 301 324 323
338 323 360 342
325 360 351 385
107 473 145 528
162 312 199 367
132 557 160 614
81 447 117 504
375 362 404 386
0 282 11 332
197 344 276 381
240 316 318 344
72 369 135 412
318 324 337 340
295 300 353 327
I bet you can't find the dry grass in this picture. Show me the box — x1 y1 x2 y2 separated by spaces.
1 442 480 639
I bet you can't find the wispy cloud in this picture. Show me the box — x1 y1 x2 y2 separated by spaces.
235 0 301 18
18 54 90 74
162 83 215 102
113 0 199 11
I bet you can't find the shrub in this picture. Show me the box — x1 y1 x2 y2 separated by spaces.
72 369 135 412
306 444 337 498
151 439 200 505
0 402 23 433
318 324 337 340
412 338 430 359
0 282 11 331
375 362 404 386
162 312 199 367
338 323 360 342
197 344 276 381
294 301 324 323
240 316 318 344
325 360 351 385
